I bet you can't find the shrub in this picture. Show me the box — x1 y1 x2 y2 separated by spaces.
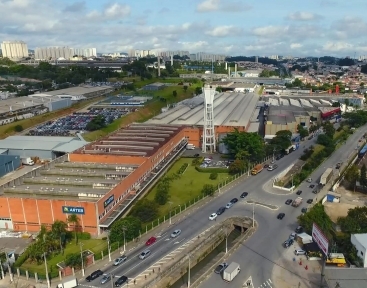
14 124 23 132
77 232 91 240
209 172 218 180
177 163 189 175
14 251 29 267
195 166 228 173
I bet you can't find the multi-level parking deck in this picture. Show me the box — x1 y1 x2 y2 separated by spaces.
3 162 137 201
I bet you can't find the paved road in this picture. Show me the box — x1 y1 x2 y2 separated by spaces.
79 127 364 288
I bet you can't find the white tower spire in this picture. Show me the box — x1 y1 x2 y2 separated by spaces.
202 86 216 153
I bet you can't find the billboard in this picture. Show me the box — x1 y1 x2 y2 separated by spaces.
62 206 85 215
312 223 329 256
104 195 114 208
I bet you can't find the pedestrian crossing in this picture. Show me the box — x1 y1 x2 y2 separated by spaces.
258 278 273 288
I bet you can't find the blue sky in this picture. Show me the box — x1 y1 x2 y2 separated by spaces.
1 0 367 57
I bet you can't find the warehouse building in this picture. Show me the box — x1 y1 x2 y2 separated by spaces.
142 83 166 91
0 124 187 234
0 136 87 160
147 91 259 148
0 151 21 178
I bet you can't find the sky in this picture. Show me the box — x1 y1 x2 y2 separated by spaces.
1 0 367 57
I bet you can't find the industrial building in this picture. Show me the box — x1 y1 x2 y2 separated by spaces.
92 95 153 109
147 91 259 148
0 136 87 161
142 83 166 91
0 152 21 178
210 81 258 93
0 124 187 234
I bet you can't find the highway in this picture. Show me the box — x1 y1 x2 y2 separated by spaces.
79 127 364 288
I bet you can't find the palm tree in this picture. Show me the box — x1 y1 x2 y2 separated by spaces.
67 214 80 244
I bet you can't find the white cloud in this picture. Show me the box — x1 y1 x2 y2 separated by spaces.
252 25 288 37
287 12 322 21
104 3 131 18
206 26 241 37
322 41 353 52
290 43 302 49
197 0 220 12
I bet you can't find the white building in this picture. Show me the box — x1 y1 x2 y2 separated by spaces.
338 96 365 107
73 48 97 57
1 41 28 59
351 233 367 267
35 47 73 60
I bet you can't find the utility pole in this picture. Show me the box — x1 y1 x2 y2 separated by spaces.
252 202 255 228
107 231 111 262
0 259 4 279
122 226 127 252
187 255 191 287
79 242 85 276
44 252 50 288
272 147 276 163
110 273 114 288
169 201 173 225
4 250 13 282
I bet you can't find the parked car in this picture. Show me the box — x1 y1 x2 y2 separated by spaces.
113 255 127 266
100 274 112 284
283 239 293 248
139 250 151 260
301 207 307 213
264 164 269 168
294 249 307 256
295 226 303 233
307 199 313 204
277 213 285 220
214 262 228 274
146 236 157 246
171 229 182 238
312 189 318 194
230 198 238 203
289 233 297 240
309 184 315 188
285 199 292 205
225 202 233 209
296 190 302 195
86 270 103 282
240 192 248 198
209 213 218 221
307 178 312 183
115 275 128 287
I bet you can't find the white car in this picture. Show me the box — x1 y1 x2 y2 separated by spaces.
294 249 306 256
171 229 182 238
209 213 218 221
289 233 297 240
225 202 233 209
139 249 151 260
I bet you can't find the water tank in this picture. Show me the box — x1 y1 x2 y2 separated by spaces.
218 134 230 154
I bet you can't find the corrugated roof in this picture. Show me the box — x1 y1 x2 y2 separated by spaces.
0 136 86 152
0 149 8 154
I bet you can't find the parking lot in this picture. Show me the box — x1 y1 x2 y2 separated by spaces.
26 108 127 136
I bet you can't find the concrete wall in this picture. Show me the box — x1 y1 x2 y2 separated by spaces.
0 155 21 177
46 98 72 112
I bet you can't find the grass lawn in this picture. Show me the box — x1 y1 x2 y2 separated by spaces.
333 125 349 140
83 80 202 142
145 158 229 218
21 239 107 275
0 96 106 140
312 144 324 155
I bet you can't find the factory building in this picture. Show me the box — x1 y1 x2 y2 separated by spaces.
0 151 21 178
0 124 187 235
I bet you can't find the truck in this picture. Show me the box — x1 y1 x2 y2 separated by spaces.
285 145 296 155
21 157 34 166
251 164 263 175
186 144 195 150
320 168 333 186
292 197 303 207
326 253 346 267
57 276 78 288
223 262 240 282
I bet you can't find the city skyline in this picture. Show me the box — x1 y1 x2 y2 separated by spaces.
1 0 367 57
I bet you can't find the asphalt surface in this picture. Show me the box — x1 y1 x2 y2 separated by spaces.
79 127 364 288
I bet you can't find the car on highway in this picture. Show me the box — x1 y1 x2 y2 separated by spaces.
230 198 238 203
216 207 226 215
115 275 128 287
171 229 182 238
294 249 306 256
86 269 103 282
296 190 302 195
267 164 278 171
307 178 312 183
312 189 319 194
295 226 304 233
214 262 228 274
209 213 218 221
285 199 292 205
225 202 233 209
309 184 315 188
264 164 269 168
277 213 285 220
139 249 151 260
240 192 248 198
100 274 112 284
301 207 307 213
113 255 127 266
145 236 157 246
307 199 313 204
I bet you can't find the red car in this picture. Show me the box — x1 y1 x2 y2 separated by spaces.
145 236 157 246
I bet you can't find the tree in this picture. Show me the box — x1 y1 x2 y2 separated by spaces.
215 86 222 92
109 216 142 243
332 102 341 107
360 164 367 189
338 206 367 234
67 214 80 244
322 122 335 138
51 220 67 253
344 165 359 189
130 199 159 222
86 115 106 131
317 134 333 146
201 184 215 196
65 253 85 269
183 85 188 93
195 87 202 95
172 90 177 97
229 160 245 174
270 130 292 151
14 125 23 132
297 124 309 139
209 172 218 180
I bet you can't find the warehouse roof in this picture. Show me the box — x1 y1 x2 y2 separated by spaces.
324 267 367 288
31 86 112 98
147 92 259 127
75 123 184 157
0 96 61 115
0 136 87 152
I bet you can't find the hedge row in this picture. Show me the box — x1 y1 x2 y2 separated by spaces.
177 163 189 175
195 166 228 173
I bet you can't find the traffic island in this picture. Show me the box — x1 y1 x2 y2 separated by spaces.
131 216 257 288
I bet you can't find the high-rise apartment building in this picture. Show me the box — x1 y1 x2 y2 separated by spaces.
1 41 28 59
73 48 97 57
34 47 74 60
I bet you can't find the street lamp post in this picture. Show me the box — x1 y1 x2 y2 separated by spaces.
4 250 13 282
110 273 114 288
169 201 173 225
106 230 111 262
122 226 127 252
272 148 276 163
225 227 228 254
44 252 50 288
291 174 294 188
252 202 255 228
79 242 85 276
187 255 191 287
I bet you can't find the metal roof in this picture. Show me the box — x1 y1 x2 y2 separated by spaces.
0 149 8 154
324 267 367 288
0 136 87 152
